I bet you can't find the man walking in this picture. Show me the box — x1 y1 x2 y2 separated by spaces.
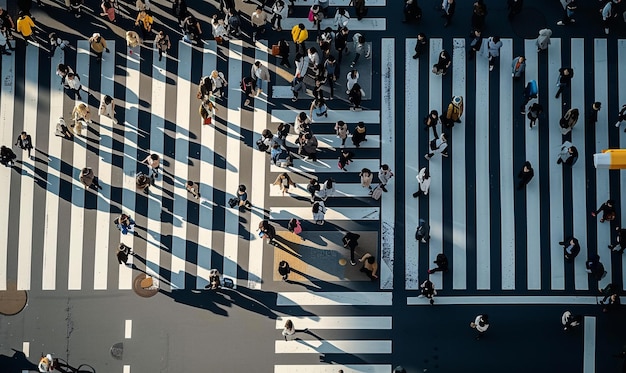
342 232 360 266
555 67 574 99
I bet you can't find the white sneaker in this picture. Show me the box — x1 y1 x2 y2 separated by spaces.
557 21 564 26
616 122 621 128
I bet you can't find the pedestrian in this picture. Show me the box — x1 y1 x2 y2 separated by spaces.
307 179 320 201
307 47 321 74
48 32 69 57
282 319 308 340
0 7 15 33
205 268 222 289
237 184 252 208
608 226 626 253
442 0 455 27
348 83 364 111
318 0 329 17
403 0 422 23
334 120 349 148
182 14 202 45
585 254 606 281
14 131 33 159
425 132 448 160
338 149 354 171
126 30 141 50
615 103 626 131
0 27 11 56
116 243 134 265
412 167 431 197
557 142 578 166
89 33 110 63
270 0 287 31
432 50 451 75
350 33 371 68
70 104 90 138
412 33 427 59
142 153 160 180
16 11 35 44
511 56 525 79
557 0 577 26
359 253 378 280
591 199 616 223
601 0 614 35
555 67 574 99
114 213 137 235
352 122 367 147
55 118 73 139
56 64 74 87
603 293 620 313
561 311 581 331
334 26 349 66
507 0 523 19
226 9 241 38
100 0 118 22
79 167 102 190
277 39 291 68
487 36 503 72
428 253 449 274
310 96 328 118
419 279 436 304
300 132 319 161
360 168 373 190
309 4 323 33
241 76 256 107
210 16 228 43
0 145 16 167
442 96 463 128
516 161 534 190
346 69 360 95
527 103 542 128
470 314 489 340
294 51 310 80
415 218 430 243
560 237 581 261
312 75 325 101
323 56 338 97
535 28 552 52
468 30 483 60
318 178 335 201
312 200 327 225
65 73 88 100
334 8 350 31
559 107 579 135
136 172 150 195
258 220 276 243
186 180 200 199
588 101 602 125
251 61 271 96
99 94 117 124
599 282 618 304
273 172 296 196
154 30 171 62
38 354 57 372
351 0 367 20
471 0 488 32
376 164 394 193
342 232 360 265
278 260 291 280
291 23 308 55
287 218 304 240
172 0 187 27
250 5 268 42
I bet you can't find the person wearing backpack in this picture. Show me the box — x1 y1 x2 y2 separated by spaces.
442 96 463 128
428 253 449 274
237 184 252 208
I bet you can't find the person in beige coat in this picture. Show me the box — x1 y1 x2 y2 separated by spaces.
334 120 349 148
88 33 109 62
251 61 271 95
273 172 296 195
126 30 141 49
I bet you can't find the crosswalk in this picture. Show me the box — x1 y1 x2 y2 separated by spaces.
404 37 626 295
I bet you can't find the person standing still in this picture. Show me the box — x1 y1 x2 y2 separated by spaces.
516 161 534 190
14 131 34 159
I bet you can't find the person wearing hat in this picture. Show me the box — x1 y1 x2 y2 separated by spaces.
89 33 110 63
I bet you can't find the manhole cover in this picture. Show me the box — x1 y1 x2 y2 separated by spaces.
110 342 123 360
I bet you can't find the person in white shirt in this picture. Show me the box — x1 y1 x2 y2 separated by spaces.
350 32 370 68
334 7 350 30
412 167 431 197
317 178 335 201
65 72 88 100
470 314 489 340
346 69 359 94
307 47 320 72
270 0 288 31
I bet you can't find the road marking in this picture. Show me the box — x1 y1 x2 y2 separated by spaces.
271 159 380 174
275 316 392 329
269 207 379 220
275 340 392 354
618 40 626 291
125 319 132 338
123 365 131 373
271 110 380 124
292 0 386 5
280 18 386 31
407 295 600 305
269 182 373 198
285 134 380 149
22 341 29 357
277 292 392 306
583 316 596 373
275 365 392 373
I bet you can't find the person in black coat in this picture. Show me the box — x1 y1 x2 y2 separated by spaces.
428 253 448 274
352 122 367 147
412 32 427 59
0 145 16 167
403 0 421 23
278 260 291 280
560 237 580 261
342 232 360 265
585 254 605 281
15 131 34 159
434 50 451 75
609 227 626 253
555 67 574 99
516 161 534 190
471 0 488 32
259 220 276 243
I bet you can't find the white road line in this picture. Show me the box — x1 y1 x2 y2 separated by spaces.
223 40 244 286
275 365 392 373
0 48 14 291
269 182 372 198
548 38 564 290
570 38 589 290
407 295 600 305
22 341 29 357
594 39 611 290
170 42 192 290
17 43 39 290
280 18 386 31
285 134 380 149
275 316 392 329
277 291 392 306
270 207 379 220
583 316 596 373
404 38 419 290
428 39 444 290
124 319 132 338
271 110 379 124
452 38 467 290
248 42 269 289
380 38 395 290
43 49 63 290
618 40 626 291
196 42 217 289
499 40 515 290
523 39 541 290
292 0 386 5
123 365 130 373
67 41 89 291
275 340 392 354
271 159 379 173
475 40 490 290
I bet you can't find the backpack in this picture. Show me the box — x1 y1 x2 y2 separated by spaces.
371 185 383 200
256 138 269 152
436 253 448 268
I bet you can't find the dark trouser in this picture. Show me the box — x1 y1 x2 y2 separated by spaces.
326 76 335 97
517 179 529 189
429 266 445 273
488 55 499 69
555 83 567 98
140 27 152 41
352 52 361 66
296 41 306 55
303 149 317 161
336 47 345 65
280 53 291 67
94 50 103 62
360 266 376 281
271 15 282 29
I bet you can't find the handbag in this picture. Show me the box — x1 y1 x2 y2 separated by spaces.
204 117 212 125
215 36 223 44
271 44 280 56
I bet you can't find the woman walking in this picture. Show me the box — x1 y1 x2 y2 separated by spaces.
273 172 296 196
338 149 354 171
412 167 431 197
516 161 534 190
312 200 327 225
287 218 304 241
334 120 349 148
591 199 616 223
154 30 171 62
360 168 373 190
282 319 308 340
352 122 367 147
535 28 552 52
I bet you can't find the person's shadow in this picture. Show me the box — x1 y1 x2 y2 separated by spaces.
0 349 37 373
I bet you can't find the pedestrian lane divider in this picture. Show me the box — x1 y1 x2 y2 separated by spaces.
402 37 626 294
269 207 379 220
